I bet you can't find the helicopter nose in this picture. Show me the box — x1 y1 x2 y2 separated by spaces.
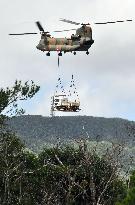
37 39 45 50
36 44 44 50
36 44 40 49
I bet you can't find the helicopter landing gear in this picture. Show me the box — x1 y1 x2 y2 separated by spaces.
86 51 89 55
58 52 62 56
73 51 76 55
46 52 50 56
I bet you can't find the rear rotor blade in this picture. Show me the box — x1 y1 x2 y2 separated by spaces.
36 21 45 32
60 18 80 25
9 32 38 35
116 20 125 23
94 19 132 25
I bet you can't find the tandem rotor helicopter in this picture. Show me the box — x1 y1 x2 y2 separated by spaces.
9 18 133 115
9 18 132 57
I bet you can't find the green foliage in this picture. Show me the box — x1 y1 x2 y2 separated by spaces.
130 171 135 188
0 79 40 204
0 80 40 116
38 145 126 205
0 132 25 204
116 171 135 205
0 138 127 205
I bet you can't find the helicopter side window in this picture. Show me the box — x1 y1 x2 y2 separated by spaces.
71 34 80 40
55 99 59 102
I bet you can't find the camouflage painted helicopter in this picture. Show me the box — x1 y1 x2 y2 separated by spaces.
9 18 132 56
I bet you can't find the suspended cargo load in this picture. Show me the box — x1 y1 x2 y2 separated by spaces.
50 74 80 116
52 94 80 112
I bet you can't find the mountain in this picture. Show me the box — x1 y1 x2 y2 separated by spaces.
8 115 135 151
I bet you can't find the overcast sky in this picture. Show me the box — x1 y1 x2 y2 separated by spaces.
0 0 135 120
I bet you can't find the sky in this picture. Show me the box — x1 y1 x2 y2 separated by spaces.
0 0 135 120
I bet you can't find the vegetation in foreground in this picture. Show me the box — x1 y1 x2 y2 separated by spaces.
0 80 135 204
116 170 135 205
0 132 128 205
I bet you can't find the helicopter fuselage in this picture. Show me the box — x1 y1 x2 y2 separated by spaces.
37 37 94 52
36 25 94 53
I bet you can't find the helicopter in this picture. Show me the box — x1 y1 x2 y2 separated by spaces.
9 18 132 57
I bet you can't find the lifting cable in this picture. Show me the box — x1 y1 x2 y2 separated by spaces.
55 54 65 94
58 56 60 67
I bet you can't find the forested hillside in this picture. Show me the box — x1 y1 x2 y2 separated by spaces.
9 115 135 151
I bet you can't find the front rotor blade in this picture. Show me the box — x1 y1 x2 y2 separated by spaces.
9 32 38 35
94 19 132 25
36 21 44 32
60 18 80 25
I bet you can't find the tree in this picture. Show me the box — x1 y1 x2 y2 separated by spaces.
0 132 25 204
0 139 127 205
116 171 135 205
0 79 40 204
37 143 126 205
0 80 40 118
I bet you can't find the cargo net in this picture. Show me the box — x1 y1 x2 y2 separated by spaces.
52 75 80 112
